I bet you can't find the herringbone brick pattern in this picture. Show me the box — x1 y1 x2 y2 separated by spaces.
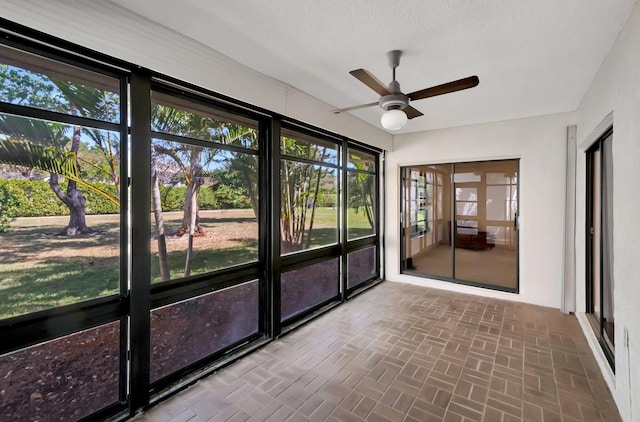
133 282 621 422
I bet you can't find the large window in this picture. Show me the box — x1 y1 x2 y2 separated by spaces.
145 88 264 386
0 25 381 422
0 43 123 318
276 133 380 326
278 129 342 326
150 91 260 283
280 130 339 254
347 148 376 240
0 39 128 421
401 160 519 291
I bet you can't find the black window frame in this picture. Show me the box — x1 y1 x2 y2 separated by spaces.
0 22 132 420
276 123 344 331
0 16 383 422
142 80 272 396
585 125 615 370
343 143 381 297
399 159 520 294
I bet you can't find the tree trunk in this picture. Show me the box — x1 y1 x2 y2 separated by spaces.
240 163 260 219
280 164 296 253
184 185 199 277
107 132 120 197
48 126 92 235
365 191 375 228
176 148 206 237
152 151 170 281
303 166 323 250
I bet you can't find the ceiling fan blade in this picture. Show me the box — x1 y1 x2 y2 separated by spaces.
407 76 479 101
332 101 379 114
403 106 424 119
350 69 392 96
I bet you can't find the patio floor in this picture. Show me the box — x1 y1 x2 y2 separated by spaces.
132 281 620 422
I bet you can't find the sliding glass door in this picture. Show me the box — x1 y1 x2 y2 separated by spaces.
586 128 614 368
401 160 519 292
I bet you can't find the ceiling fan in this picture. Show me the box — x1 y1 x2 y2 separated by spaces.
333 50 479 130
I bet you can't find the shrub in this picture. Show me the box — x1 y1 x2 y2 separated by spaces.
0 184 19 232
157 185 187 212
0 179 120 217
0 177 252 219
83 182 119 214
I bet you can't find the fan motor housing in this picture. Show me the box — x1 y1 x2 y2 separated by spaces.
379 93 409 111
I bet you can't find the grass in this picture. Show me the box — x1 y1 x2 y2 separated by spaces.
0 207 374 319
0 214 120 319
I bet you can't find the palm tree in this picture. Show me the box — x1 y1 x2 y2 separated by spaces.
151 105 211 238
0 66 121 235
221 125 259 218
0 116 118 235
53 80 121 190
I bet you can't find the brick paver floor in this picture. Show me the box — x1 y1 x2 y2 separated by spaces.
133 282 621 422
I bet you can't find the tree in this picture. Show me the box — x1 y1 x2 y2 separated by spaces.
280 138 330 253
348 171 375 229
151 105 212 237
347 151 375 231
0 64 121 235
219 125 259 216
0 131 118 195
53 122 91 235
0 117 118 235
0 64 63 181
54 80 121 193
208 167 251 209
151 149 170 281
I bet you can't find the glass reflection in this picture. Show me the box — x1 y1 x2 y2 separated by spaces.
453 161 518 289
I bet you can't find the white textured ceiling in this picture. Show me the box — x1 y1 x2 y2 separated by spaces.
111 0 636 134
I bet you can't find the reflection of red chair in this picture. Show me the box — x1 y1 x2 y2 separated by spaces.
449 221 494 250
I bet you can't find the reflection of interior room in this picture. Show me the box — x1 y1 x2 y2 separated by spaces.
403 160 518 289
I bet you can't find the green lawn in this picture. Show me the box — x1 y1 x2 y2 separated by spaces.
0 214 121 318
0 208 374 319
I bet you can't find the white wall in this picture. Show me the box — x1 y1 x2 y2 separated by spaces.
386 112 576 309
575 1 640 419
0 0 392 150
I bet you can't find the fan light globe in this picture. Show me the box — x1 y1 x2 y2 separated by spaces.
380 109 407 130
